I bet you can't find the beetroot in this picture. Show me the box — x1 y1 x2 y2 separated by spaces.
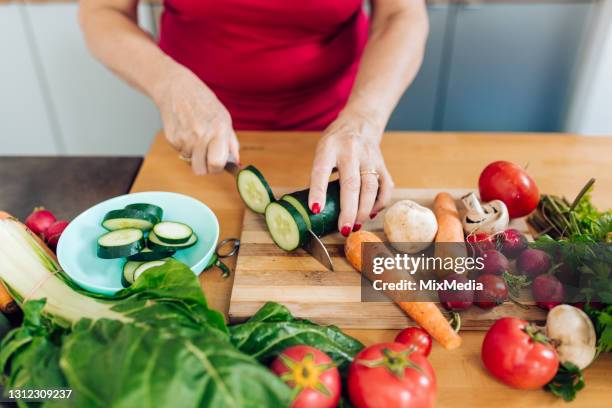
466 232 496 257
480 250 510 276
497 229 527 259
25 207 56 237
438 273 473 311
475 274 508 309
517 248 551 278
532 274 565 310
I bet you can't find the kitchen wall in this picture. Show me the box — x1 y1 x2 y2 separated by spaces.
0 0 608 157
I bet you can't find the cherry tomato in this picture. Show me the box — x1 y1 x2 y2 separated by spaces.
348 342 436 408
474 274 508 309
479 161 540 218
270 345 340 408
394 327 432 356
482 317 559 389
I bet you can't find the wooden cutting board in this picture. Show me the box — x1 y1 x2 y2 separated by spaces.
228 188 547 329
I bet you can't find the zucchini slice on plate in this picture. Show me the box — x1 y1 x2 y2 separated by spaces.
125 203 163 223
265 200 307 251
102 209 157 232
153 221 193 244
97 228 144 259
237 165 275 214
148 231 198 251
122 260 143 286
284 179 340 237
132 260 167 282
128 247 175 262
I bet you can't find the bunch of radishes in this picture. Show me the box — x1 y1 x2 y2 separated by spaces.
25 207 69 252
439 228 565 311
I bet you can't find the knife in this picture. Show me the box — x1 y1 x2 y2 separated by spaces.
224 161 335 271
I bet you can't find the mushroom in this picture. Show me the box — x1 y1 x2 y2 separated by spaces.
461 192 509 235
546 305 597 370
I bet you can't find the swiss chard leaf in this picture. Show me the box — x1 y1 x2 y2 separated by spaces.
545 362 585 402
230 302 364 372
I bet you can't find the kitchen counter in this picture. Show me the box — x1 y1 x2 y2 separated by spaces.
131 131 612 407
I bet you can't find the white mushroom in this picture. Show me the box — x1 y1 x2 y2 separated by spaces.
384 200 438 254
461 193 509 235
546 305 597 370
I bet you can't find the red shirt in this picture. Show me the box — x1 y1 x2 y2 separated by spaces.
159 0 368 130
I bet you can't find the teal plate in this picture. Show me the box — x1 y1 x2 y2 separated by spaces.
57 191 219 296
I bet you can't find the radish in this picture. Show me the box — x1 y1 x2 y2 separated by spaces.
466 232 495 257
475 274 508 309
438 273 473 311
546 305 596 370
45 220 69 251
517 248 551 278
532 274 564 310
25 207 56 237
480 250 510 275
497 229 527 259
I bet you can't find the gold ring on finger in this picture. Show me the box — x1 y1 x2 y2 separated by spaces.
178 154 192 163
360 169 379 179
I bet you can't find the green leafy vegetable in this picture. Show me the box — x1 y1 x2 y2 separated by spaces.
545 362 585 402
230 302 364 373
585 304 612 354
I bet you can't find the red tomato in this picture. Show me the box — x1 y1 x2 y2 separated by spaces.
394 327 432 356
270 345 340 408
479 161 540 218
348 342 436 408
482 317 559 389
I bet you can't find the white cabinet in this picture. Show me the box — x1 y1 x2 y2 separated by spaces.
25 3 161 155
0 4 59 155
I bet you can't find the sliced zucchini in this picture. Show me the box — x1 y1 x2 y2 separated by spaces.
265 201 307 251
97 228 144 259
286 179 340 237
281 195 312 230
125 203 163 223
148 231 198 251
153 221 193 244
122 261 143 285
102 209 157 231
132 260 168 282
128 247 175 262
237 165 275 214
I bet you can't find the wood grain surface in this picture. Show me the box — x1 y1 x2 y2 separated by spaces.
131 131 612 407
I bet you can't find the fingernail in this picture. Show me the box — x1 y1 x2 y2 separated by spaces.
311 203 321 214
353 224 362 232
369 212 377 219
341 225 352 237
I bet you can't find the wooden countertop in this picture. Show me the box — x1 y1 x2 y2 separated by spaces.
131 131 612 408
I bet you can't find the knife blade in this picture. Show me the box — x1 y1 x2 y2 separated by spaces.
224 161 241 177
303 230 335 271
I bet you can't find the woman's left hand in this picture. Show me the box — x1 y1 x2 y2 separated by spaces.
308 109 394 237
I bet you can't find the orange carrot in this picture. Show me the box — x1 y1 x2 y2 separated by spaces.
432 193 467 277
345 230 462 350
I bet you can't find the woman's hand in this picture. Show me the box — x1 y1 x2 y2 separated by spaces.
152 64 240 175
308 109 394 237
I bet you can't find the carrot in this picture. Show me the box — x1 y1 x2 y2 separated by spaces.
432 193 467 277
345 230 462 350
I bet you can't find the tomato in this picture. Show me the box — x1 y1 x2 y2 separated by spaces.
479 161 540 218
348 342 436 408
482 317 559 389
394 327 432 356
270 345 340 408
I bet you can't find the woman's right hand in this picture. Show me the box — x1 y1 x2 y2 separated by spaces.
152 63 240 175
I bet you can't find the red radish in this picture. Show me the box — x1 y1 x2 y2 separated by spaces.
532 274 565 310
480 250 510 276
475 274 508 309
44 220 69 241
25 207 56 237
466 232 495 257
438 273 474 311
517 248 551 278
497 229 527 259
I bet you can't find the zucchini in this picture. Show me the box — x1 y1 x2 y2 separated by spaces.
132 260 167 282
286 179 340 236
237 165 275 214
102 209 157 231
97 228 144 259
128 247 175 262
153 221 193 244
265 200 307 251
122 261 143 286
125 203 163 223
148 231 198 251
